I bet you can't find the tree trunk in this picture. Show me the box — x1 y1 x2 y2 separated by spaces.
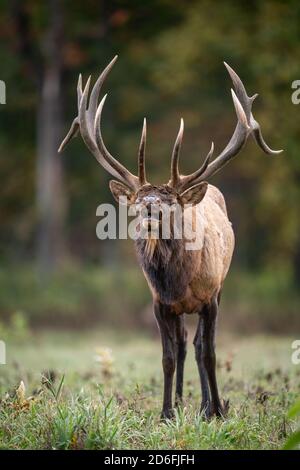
36 0 67 276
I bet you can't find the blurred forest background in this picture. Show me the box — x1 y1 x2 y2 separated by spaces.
0 0 299 333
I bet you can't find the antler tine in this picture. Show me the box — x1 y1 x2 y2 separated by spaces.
138 118 147 185
223 62 251 120
94 94 139 186
57 117 79 154
224 62 283 155
231 88 249 129
79 76 122 179
168 62 282 192
197 90 249 180
77 73 83 108
88 55 118 130
59 58 117 155
179 142 214 192
78 75 92 147
175 63 283 189
170 118 184 187
251 121 283 154
57 74 83 153
197 63 283 181
59 56 141 190
169 119 215 191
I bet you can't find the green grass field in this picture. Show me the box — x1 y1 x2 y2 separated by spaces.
0 328 299 450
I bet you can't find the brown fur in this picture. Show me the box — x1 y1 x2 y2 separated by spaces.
135 183 234 314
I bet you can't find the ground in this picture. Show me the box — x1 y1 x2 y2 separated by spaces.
0 327 299 450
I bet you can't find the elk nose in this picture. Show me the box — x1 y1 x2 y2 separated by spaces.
143 195 161 207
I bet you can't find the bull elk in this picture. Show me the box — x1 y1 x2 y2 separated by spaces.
59 56 282 419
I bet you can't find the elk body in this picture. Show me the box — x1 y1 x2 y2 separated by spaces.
59 57 281 419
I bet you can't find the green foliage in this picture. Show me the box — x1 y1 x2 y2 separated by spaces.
0 329 298 449
222 268 300 332
283 399 300 449
0 264 150 327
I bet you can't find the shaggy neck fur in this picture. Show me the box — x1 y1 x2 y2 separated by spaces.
135 236 196 305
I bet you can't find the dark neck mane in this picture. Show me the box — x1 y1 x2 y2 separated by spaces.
135 238 195 304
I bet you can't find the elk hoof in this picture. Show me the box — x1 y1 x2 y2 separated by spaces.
174 396 183 408
212 399 230 419
160 408 175 421
202 399 229 420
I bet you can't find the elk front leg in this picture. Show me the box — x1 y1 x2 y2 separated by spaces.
194 309 211 419
154 301 177 420
175 315 187 407
201 296 225 417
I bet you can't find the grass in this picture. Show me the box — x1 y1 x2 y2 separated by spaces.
0 327 299 449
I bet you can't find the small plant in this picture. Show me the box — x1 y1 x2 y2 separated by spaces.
42 373 65 403
283 399 300 450
94 347 115 379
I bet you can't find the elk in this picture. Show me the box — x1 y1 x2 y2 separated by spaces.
59 56 282 419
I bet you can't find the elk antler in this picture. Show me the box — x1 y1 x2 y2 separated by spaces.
138 118 147 185
58 56 147 190
169 63 283 192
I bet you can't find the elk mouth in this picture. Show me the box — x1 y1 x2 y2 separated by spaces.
142 217 161 232
141 214 161 231
139 205 163 232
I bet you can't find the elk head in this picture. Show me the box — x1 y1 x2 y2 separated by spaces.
59 56 282 234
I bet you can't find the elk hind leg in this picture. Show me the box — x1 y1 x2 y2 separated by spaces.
194 307 211 419
202 295 227 417
175 314 187 407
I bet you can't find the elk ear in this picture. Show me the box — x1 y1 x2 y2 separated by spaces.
180 182 208 205
109 180 135 205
